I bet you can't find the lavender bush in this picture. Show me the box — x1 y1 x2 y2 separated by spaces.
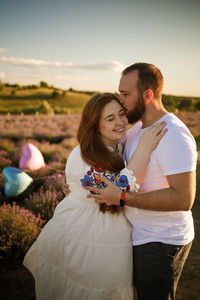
0 138 14 152
43 172 66 191
24 173 65 223
0 114 80 142
0 156 12 169
0 202 44 259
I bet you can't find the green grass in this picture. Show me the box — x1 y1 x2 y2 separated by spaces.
0 88 91 114
1 86 200 114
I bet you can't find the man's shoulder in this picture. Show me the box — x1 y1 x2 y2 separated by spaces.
162 113 188 130
157 114 197 154
162 113 195 141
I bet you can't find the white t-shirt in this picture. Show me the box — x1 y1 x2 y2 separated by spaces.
124 113 198 246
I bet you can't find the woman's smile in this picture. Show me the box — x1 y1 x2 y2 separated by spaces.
98 100 128 148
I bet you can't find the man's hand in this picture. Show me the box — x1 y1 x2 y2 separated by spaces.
86 175 121 205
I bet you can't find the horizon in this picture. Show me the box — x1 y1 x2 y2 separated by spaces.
1 80 200 99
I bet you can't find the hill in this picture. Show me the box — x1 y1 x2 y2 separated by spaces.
0 85 92 114
0 82 199 114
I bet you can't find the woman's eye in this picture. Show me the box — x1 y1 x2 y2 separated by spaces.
108 118 114 122
119 111 125 117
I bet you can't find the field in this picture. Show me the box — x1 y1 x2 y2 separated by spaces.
0 86 92 114
0 110 199 300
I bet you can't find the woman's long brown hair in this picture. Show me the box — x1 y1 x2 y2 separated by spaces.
77 93 126 214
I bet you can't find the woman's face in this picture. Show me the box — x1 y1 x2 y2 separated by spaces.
98 100 128 148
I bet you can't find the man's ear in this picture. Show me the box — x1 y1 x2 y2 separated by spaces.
143 89 153 104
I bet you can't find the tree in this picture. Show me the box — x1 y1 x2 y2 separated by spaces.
11 89 16 96
68 87 74 92
195 101 200 110
0 80 4 91
40 81 48 88
51 90 59 99
178 99 192 111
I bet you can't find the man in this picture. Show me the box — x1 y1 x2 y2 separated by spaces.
87 63 197 300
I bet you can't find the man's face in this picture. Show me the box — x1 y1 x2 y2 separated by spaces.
118 71 146 124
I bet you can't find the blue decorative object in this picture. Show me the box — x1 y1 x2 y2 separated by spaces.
3 167 33 197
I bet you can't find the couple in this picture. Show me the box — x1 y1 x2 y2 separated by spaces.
23 63 197 300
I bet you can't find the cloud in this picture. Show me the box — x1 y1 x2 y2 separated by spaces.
0 72 5 79
1 71 92 88
69 61 124 72
0 48 7 53
0 56 124 72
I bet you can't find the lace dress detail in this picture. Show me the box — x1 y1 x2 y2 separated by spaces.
23 145 138 300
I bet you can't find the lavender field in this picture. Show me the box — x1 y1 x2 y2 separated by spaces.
0 111 200 300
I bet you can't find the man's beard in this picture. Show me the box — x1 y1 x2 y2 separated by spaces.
127 95 146 124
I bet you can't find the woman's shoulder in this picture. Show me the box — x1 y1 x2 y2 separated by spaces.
66 145 82 165
65 145 92 179
65 145 90 171
65 145 82 174
68 145 80 157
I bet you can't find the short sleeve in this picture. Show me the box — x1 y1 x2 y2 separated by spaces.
65 145 89 183
156 126 197 176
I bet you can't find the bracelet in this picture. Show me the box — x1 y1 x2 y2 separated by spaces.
120 191 126 207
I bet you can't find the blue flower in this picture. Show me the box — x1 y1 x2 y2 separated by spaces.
80 175 94 187
116 175 129 188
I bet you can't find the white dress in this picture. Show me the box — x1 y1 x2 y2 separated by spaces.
23 145 138 300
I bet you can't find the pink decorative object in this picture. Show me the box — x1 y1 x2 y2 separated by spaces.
19 143 45 171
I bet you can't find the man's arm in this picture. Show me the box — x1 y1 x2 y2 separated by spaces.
87 171 196 211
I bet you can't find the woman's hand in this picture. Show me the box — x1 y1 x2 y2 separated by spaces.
137 121 167 154
127 121 167 185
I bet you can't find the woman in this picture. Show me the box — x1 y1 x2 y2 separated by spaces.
23 93 166 300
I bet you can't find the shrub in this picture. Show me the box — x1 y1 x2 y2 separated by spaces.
51 90 60 98
0 82 4 91
40 81 48 88
24 173 65 222
0 156 12 168
0 173 6 203
0 202 44 259
0 138 14 152
37 100 54 115
11 89 16 96
43 172 65 192
195 101 200 110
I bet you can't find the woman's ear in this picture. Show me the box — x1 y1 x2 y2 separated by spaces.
143 89 153 104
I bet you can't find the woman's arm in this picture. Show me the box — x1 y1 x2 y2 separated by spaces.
126 122 167 185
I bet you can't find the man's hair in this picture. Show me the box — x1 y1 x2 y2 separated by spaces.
122 63 164 99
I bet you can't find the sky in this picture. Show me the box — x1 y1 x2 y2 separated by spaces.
0 0 200 97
